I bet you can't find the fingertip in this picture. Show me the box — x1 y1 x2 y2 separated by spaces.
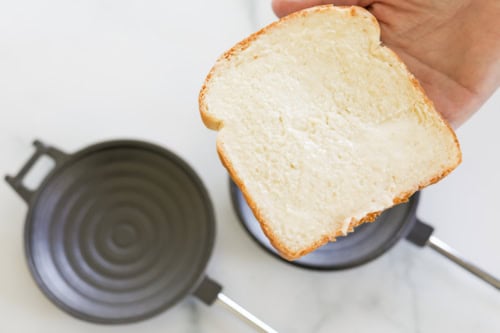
272 0 368 18
272 0 322 18
271 0 291 18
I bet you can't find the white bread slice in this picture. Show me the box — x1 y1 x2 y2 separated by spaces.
199 5 461 260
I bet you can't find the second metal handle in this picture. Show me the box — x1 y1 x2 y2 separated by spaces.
427 235 500 291
407 219 500 291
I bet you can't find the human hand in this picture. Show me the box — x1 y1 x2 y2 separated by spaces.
272 0 500 127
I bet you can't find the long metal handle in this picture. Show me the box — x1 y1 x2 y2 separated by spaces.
216 293 279 333
193 277 278 332
427 235 500 291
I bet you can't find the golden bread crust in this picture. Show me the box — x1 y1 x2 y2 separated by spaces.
199 5 461 260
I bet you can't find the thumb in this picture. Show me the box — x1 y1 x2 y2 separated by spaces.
272 0 371 18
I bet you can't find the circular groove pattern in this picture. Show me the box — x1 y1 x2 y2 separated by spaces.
25 141 215 323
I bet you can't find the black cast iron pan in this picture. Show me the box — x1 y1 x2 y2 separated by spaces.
5 140 278 332
230 180 500 291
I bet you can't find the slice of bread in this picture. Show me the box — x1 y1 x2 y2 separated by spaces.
199 5 461 260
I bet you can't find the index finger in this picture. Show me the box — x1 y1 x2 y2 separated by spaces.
272 0 372 18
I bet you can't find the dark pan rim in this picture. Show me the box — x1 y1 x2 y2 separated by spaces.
229 178 419 271
23 139 216 324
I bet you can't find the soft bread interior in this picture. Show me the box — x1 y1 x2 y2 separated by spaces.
200 6 461 259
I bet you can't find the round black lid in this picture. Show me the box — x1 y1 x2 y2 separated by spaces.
24 141 215 323
230 180 418 270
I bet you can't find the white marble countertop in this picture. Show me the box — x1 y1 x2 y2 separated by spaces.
0 1 499 332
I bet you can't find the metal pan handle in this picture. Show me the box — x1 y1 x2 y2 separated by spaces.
406 219 500 291
5 140 67 203
193 276 279 333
